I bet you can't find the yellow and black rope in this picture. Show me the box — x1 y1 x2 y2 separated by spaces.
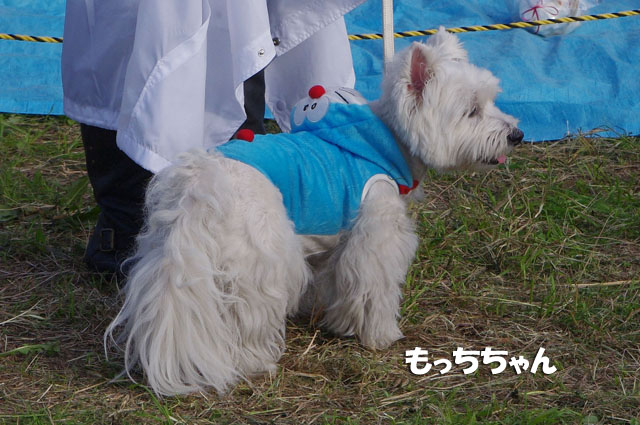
0 9 638 44
349 9 640 40
0 33 63 43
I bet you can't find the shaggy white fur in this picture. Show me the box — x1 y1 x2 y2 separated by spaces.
105 29 523 396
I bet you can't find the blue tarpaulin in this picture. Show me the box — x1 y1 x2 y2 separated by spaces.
347 0 640 141
0 1 63 115
0 0 638 141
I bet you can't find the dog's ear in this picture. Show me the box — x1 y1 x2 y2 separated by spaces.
408 43 433 101
427 26 468 62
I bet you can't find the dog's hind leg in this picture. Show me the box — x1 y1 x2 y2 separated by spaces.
105 152 308 395
317 181 418 349
220 164 310 378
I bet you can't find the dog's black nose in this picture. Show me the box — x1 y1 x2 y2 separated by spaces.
508 128 524 146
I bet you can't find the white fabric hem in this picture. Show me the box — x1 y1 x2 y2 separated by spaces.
116 130 171 173
63 98 120 130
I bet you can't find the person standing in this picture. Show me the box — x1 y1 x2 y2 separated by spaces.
62 0 366 275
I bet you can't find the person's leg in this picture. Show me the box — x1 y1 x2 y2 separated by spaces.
239 70 266 135
81 124 152 276
81 71 264 276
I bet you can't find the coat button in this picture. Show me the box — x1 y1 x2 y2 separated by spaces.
258 48 265 57
272 37 280 46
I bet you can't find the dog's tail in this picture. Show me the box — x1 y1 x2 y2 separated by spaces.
105 151 242 396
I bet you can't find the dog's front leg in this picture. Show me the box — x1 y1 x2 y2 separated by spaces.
320 181 418 349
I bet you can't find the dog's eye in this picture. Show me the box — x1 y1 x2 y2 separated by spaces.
468 105 480 118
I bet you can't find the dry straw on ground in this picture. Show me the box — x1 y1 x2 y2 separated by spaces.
1 116 638 424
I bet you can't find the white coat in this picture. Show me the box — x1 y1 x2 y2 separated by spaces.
62 0 366 173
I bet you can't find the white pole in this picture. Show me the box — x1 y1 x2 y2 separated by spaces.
382 0 394 68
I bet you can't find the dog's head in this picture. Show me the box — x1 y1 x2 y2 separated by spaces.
376 28 523 172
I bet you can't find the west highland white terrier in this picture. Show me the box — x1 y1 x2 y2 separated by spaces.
105 29 523 396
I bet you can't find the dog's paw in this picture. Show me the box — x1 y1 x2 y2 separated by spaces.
359 324 404 350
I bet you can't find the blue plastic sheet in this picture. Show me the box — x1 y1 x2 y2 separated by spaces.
0 1 64 115
346 0 640 140
0 0 638 140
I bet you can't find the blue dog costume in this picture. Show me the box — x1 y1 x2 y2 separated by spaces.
215 86 416 235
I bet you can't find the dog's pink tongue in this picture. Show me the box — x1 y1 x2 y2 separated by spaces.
497 155 507 164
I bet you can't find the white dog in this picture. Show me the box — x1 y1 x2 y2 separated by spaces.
105 30 523 396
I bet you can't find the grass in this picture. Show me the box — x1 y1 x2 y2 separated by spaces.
0 114 638 424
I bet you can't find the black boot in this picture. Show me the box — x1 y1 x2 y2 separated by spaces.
81 124 152 277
